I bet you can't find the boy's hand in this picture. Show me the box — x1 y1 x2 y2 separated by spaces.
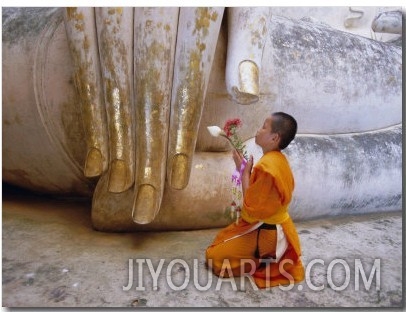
242 155 254 178
232 149 245 170
233 150 253 176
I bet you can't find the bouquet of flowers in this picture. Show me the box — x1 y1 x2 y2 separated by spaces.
207 118 248 224
207 118 248 160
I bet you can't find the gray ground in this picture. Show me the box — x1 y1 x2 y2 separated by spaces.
1 190 403 308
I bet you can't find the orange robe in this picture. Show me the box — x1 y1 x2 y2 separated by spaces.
206 151 305 288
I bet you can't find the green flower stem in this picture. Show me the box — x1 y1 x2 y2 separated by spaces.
220 134 247 160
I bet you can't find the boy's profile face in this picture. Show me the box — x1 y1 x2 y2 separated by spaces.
255 117 279 150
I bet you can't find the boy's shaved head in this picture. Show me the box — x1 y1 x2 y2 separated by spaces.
270 112 297 150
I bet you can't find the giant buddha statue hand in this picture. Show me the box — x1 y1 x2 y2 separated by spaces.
2 7 402 231
60 7 273 228
63 7 225 224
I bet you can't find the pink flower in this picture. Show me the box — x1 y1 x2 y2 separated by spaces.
223 118 247 160
223 118 242 137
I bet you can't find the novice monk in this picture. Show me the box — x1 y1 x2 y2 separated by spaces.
206 112 305 288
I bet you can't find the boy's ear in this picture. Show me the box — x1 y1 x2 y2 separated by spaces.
274 132 281 145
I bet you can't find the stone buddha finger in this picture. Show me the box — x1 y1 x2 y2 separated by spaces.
167 7 224 190
95 7 135 193
132 8 179 224
63 7 109 178
225 7 271 105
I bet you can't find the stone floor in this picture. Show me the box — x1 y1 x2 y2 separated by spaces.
1 188 404 308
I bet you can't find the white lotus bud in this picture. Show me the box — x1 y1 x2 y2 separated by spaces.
207 126 226 137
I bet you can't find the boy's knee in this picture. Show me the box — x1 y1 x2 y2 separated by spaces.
205 246 224 276
205 246 217 267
